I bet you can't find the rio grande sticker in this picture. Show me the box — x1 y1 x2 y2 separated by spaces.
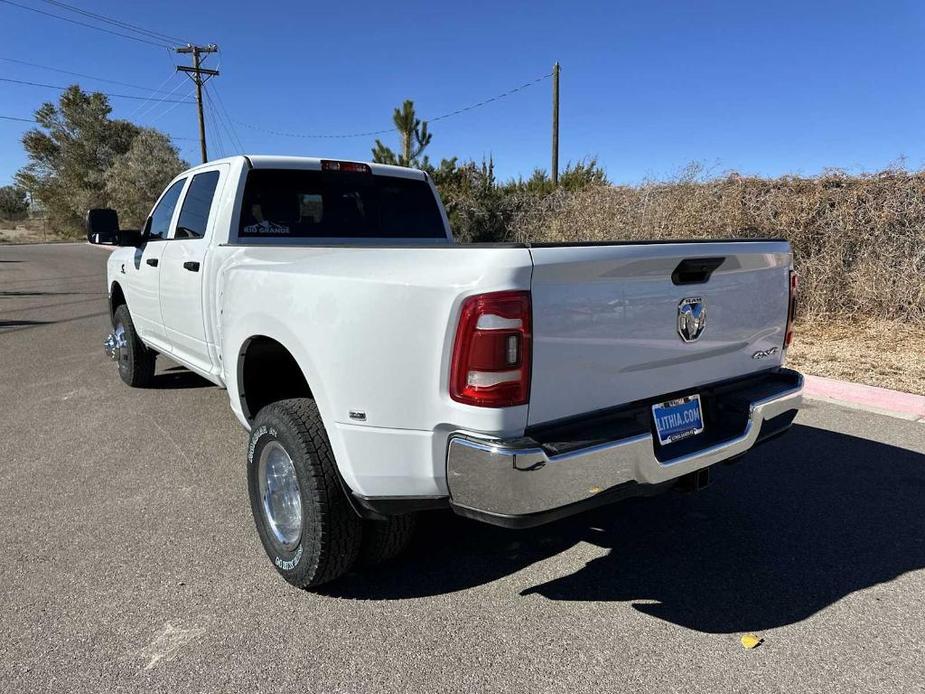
243 220 290 234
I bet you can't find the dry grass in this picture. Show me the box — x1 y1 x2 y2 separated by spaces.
0 227 49 243
511 169 925 325
508 168 925 394
0 217 65 244
787 319 925 395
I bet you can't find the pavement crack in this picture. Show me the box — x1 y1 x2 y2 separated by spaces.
152 420 196 477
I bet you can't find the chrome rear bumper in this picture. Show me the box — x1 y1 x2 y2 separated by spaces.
446 370 803 526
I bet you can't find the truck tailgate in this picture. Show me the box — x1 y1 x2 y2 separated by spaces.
527 241 792 426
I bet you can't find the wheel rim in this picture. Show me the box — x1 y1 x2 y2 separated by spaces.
257 441 303 551
114 321 129 373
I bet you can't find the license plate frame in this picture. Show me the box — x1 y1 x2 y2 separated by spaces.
652 394 705 445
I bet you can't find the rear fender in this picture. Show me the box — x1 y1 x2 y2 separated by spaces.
225 315 360 493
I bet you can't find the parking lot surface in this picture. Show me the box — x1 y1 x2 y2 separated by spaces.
2 243 924 693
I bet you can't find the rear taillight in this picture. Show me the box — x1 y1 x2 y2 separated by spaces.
784 270 798 348
450 291 532 407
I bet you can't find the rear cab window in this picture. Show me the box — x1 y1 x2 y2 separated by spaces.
237 167 447 241
174 170 221 239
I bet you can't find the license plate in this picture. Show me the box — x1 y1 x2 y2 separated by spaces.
652 394 704 445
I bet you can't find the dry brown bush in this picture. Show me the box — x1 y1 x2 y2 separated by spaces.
510 168 925 324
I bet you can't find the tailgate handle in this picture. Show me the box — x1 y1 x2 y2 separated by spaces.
672 257 724 285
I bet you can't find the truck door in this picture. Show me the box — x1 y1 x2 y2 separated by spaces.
123 177 186 348
159 166 226 374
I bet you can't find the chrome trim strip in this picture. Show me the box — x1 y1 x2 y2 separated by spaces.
353 494 448 503
446 374 803 517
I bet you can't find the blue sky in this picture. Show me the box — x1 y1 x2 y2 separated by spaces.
1 0 924 186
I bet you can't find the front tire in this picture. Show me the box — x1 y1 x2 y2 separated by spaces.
112 304 155 387
247 398 362 589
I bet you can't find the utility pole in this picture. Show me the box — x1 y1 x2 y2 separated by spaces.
551 61 560 186
176 44 219 163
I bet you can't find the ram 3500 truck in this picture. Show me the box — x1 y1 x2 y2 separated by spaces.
88 155 803 589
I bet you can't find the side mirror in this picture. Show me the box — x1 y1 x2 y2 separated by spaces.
86 208 119 245
86 208 141 246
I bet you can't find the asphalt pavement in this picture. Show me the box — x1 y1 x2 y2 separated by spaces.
1 242 924 693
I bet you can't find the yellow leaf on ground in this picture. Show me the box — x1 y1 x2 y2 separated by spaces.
740 633 763 650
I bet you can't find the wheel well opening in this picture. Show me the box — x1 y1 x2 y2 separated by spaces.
239 337 312 421
110 282 126 318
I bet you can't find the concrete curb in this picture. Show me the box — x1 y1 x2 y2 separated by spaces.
803 374 925 422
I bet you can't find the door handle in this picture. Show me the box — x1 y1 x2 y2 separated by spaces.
183 261 200 272
146 258 158 267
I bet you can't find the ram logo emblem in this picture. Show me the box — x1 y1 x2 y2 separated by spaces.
677 297 706 342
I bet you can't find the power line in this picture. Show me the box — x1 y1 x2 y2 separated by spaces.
126 71 184 119
228 71 554 139
428 72 553 123
0 76 195 103
204 95 225 158
130 74 189 119
0 112 197 139
0 56 195 95
213 89 243 153
202 48 243 153
0 0 171 48
146 86 198 123
35 0 191 46
206 83 244 153
230 120 393 140
202 88 228 153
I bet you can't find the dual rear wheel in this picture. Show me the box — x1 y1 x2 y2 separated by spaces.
246 398 416 589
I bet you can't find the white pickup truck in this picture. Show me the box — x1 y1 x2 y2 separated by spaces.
88 155 803 589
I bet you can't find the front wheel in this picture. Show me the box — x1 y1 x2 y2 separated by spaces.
247 398 362 588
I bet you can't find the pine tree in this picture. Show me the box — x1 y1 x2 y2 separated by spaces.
371 100 433 168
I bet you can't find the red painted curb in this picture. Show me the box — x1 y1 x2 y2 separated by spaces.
803 374 925 420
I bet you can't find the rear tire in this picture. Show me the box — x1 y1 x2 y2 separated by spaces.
360 514 417 567
112 304 155 387
247 398 362 589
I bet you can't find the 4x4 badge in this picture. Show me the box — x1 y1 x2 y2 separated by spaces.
752 347 779 359
678 297 706 342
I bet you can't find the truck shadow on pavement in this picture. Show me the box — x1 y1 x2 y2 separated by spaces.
329 423 925 633
148 365 213 390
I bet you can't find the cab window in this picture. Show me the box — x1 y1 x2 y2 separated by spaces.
147 179 186 240
174 171 220 239
238 169 446 239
